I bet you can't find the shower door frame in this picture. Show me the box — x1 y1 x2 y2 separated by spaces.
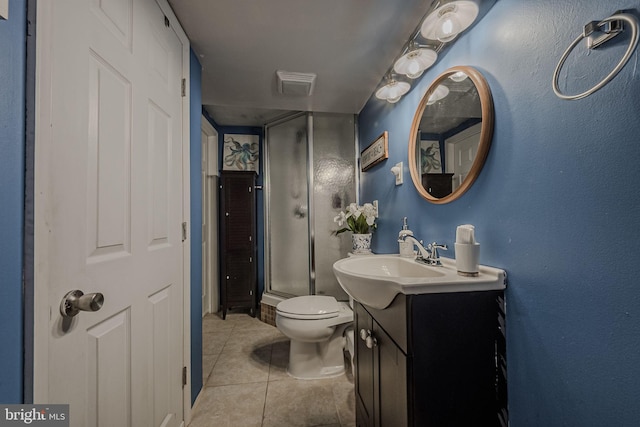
264 112 317 298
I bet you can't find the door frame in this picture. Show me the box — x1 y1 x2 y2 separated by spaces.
201 116 219 316
31 0 192 421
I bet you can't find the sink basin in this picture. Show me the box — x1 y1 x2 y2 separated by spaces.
333 254 506 309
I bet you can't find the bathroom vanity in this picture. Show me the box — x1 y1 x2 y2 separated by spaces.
354 291 507 427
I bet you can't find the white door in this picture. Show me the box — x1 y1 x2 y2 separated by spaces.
446 123 481 191
34 1 187 426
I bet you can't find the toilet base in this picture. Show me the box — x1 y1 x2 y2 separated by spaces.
287 334 346 380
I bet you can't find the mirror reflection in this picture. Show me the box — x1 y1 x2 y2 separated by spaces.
409 66 494 204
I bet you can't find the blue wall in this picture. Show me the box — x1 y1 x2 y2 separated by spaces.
0 0 26 403
358 1 640 425
189 49 203 404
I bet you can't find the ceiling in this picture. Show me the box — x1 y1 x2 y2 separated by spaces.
168 0 438 127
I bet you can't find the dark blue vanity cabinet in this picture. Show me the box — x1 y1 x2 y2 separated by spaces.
354 291 507 427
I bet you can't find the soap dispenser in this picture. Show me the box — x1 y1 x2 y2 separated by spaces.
398 217 415 257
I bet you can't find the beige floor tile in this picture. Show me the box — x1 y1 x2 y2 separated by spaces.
221 328 283 354
189 382 267 427
223 311 256 322
268 339 290 381
232 315 277 331
194 314 356 427
202 312 235 333
202 331 231 355
202 353 219 383
332 376 356 426
208 346 271 386
262 379 341 427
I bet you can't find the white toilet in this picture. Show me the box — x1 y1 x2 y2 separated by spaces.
276 295 353 379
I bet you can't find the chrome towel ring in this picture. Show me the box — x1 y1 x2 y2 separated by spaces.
552 13 639 101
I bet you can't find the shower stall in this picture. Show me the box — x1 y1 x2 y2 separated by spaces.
264 112 357 301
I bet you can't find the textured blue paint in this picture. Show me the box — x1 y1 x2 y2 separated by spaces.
358 1 640 425
189 49 203 405
0 0 26 403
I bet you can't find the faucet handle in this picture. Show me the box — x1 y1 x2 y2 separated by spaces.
428 242 448 251
427 242 447 264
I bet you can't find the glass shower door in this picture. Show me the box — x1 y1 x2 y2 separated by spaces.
312 113 355 300
265 114 310 297
265 112 355 300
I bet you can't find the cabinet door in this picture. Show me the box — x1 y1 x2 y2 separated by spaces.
356 302 408 427
355 303 375 427
374 322 408 427
220 172 257 313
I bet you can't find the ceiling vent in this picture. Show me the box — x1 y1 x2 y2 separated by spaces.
276 70 316 96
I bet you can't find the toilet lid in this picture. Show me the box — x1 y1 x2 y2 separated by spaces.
276 295 340 319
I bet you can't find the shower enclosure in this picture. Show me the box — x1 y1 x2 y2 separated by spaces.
265 112 357 300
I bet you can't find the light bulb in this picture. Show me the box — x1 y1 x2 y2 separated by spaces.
435 11 462 42
449 71 468 82
407 59 421 77
375 79 410 103
427 85 449 105
393 48 437 79
420 2 479 42
388 84 399 100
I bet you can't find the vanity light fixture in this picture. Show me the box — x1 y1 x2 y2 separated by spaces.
374 0 487 105
420 1 479 43
426 84 450 105
375 75 411 104
393 42 438 79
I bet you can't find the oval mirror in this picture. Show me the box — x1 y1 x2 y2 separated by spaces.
409 66 494 204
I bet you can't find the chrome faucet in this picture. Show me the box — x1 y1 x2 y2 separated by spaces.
397 235 448 266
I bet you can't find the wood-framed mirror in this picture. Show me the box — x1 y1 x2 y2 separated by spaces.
409 66 494 204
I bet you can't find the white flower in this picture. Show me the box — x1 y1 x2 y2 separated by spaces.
333 202 377 235
346 203 360 219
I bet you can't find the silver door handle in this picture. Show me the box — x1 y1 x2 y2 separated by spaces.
60 290 104 318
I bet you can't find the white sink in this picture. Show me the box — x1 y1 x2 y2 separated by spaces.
332 254 506 309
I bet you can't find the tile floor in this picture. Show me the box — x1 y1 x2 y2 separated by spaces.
189 311 356 427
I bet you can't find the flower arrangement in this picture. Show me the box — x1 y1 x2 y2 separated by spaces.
333 202 378 235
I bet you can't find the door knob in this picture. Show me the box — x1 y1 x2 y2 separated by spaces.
359 328 377 348
365 334 377 349
60 290 104 318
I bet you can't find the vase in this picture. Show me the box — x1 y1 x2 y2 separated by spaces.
352 233 372 254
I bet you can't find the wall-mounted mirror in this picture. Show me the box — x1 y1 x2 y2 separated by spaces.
409 66 494 204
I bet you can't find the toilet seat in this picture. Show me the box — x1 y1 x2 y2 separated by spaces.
276 295 340 320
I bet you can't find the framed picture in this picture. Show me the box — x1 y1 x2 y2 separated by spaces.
361 131 388 171
223 134 259 173
420 140 442 173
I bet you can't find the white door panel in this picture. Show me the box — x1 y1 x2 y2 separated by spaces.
446 123 481 191
35 0 185 426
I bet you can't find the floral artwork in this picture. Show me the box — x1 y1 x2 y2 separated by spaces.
223 134 259 173
420 140 442 174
